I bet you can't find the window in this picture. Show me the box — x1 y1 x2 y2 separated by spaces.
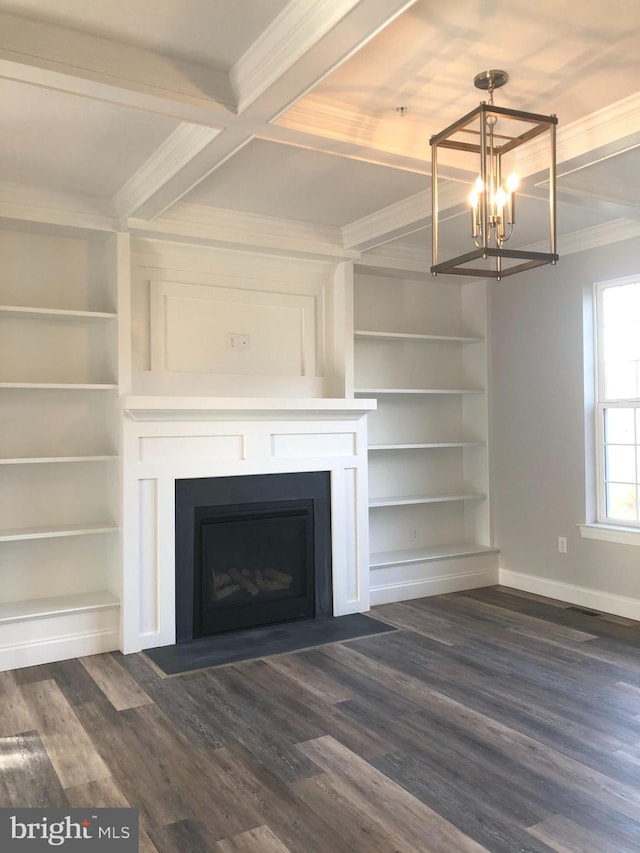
595 277 640 527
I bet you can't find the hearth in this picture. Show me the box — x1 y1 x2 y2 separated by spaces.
175 472 332 641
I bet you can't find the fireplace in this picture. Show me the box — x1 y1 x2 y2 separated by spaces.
175 472 332 641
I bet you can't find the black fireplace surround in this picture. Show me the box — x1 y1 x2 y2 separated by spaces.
175 472 332 641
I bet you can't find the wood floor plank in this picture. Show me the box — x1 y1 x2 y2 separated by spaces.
18 679 111 788
45 659 107 707
192 669 321 785
528 813 632 853
207 742 359 853
74 699 195 828
323 643 640 821
80 653 152 710
116 656 230 751
371 601 463 645
149 818 218 853
242 656 389 758
422 592 599 643
292 771 426 853
341 695 556 829
371 749 556 853
65 777 159 853
264 653 357 703
0 731 69 807
65 775 131 808
217 825 292 852
0 670 35 736
297 735 488 852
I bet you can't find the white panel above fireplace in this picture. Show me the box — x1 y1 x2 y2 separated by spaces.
150 280 317 377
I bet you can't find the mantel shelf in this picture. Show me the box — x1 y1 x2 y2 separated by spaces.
121 396 377 422
354 330 484 344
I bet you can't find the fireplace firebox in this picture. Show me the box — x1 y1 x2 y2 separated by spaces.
175 472 332 641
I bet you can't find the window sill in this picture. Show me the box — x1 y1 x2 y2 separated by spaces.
579 523 640 547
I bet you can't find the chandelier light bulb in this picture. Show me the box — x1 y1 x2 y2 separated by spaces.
506 172 519 192
474 176 484 193
495 187 507 209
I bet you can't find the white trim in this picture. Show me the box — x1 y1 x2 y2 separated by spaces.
114 124 222 218
499 568 640 621
553 221 640 256
579 523 640 547
370 567 499 606
0 629 119 672
0 11 235 113
0 180 117 232
129 202 359 261
231 0 362 112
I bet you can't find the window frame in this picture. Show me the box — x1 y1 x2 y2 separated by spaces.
593 275 640 529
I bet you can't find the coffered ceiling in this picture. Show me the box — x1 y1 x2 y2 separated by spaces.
1 0 639 263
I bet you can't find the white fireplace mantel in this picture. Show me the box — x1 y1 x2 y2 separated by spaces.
120 395 376 421
120 395 376 654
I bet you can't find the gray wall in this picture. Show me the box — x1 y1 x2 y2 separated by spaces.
489 236 640 602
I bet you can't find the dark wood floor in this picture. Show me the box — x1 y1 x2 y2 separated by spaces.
3 586 640 852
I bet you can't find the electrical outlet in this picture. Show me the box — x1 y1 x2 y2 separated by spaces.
227 333 250 350
558 536 567 554
410 527 418 542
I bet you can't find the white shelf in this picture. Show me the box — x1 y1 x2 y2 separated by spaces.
355 388 484 396
369 442 485 451
0 456 117 465
354 330 484 344
370 543 500 568
0 590 119 625
0 522 119 542
0 305 117 321
369 492 486 508
0 382 118 390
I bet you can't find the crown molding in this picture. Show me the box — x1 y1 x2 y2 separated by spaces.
356 243 431 276
128 203 359 261
114 124 222 218
231 0 362 113
0 181 117 232
514 93 640 180
342 180 466 250
0 12 236 116
558 93 640 166
342 190 428 250
532 219 640 257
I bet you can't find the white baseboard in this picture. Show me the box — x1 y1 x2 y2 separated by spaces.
499 569 640 621
370 567 499 606
0 629 119 672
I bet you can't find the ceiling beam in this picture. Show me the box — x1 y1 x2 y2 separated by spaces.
126 0 419 220
0 11 235 123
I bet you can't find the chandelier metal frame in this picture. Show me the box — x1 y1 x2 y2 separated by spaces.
430 70 559 280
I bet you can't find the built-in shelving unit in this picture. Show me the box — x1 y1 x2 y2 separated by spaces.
0 225 123 669
353 261 498 605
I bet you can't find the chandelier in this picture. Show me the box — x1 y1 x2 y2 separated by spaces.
430 70 558 280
